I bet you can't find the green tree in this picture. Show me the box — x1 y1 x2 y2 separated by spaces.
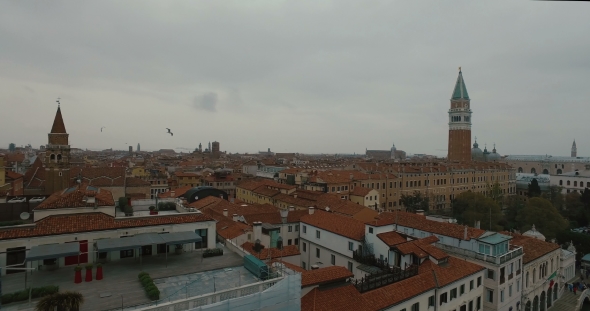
527 178 541 198
541 185 565 211
36 291 84 311
516 197 568 241
580 188 590 208
400 191 429 212
452 191 503 231
486 181 504 205
503 195 527 230
564 192 588 227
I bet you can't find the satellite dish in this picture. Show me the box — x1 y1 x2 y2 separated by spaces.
20 212 30 220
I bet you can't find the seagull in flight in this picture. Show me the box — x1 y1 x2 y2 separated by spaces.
166 128 173 136
101 127 106 132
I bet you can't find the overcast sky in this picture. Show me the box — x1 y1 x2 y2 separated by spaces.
1 1 588 156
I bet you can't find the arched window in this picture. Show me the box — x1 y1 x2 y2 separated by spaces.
574 181 578 187
559 180 563 185
533 269 536 283
542 169 548 174
57 154 62 162
540 291 546 311
518 167 523 173
50 154 55 161
531 168 537 174
587 182 590 187
525 301 531 311
567 180 571 186
557 169 562 174
551 259 553 273
533 296 539 311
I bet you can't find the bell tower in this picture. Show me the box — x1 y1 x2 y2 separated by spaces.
571 140 577 157
45 100 71 194
447 68 472 162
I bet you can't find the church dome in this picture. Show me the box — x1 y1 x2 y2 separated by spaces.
523 224 546 241
471 140 484 161
488 144 501 161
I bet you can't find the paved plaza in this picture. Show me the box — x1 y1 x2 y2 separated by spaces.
0 244 243 311
156 266 259 303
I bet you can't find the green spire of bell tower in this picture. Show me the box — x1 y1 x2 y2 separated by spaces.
451 67 470 100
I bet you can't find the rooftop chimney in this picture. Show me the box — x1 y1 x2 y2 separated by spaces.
253 221 262 243
309 206 315 215
223 209 228 217
288 206 294 211
416 209 424 216
464 226 468 240
293 194 298 198
170 191 175 197
280 209 289 224
232 214 239 222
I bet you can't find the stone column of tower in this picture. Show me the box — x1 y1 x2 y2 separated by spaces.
45 104 71 194
571 140 577 157
447 68 473 162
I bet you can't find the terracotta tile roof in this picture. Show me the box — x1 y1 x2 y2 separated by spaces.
35 186 115 210
503 232 560 264
5 171 24 180
4 153 25 163
302 284 370 311
362 272 436 310
415 242 448 261
125 177 151 187
350 187 373 197
186 196 222 210
0 212 214 240
241 241 300 259
201 209 251 240
396 241 428 258
70 167 126 187
274 193 315 207
377 231 408 247
158 186 193 198
252 187 281 197
301 210 365 241
24 157 45 189
418 257 486 287
301 266 353 287
369 211 486 241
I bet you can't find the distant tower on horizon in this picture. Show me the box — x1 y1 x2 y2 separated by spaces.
571 140 577 157
208 141 211 152
199 143 202 152
129 146 133 154
447 67 472 162
137 143 140 152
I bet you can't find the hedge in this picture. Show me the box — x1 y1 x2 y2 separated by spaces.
137 272 160 301
1 285 59 305
202 248 223 258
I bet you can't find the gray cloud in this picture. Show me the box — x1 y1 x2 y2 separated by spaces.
193 92 218 112
0 1 588 155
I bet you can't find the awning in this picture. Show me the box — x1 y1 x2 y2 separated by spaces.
160 231 202 245
96 231 200 252
26 243 80 261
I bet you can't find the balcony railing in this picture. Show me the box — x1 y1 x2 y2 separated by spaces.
434 243 523 266
352 265 419 293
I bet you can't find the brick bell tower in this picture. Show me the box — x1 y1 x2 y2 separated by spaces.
447 68 472 162
44 100 71 194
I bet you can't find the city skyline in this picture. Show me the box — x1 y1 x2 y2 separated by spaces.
1 1 588 156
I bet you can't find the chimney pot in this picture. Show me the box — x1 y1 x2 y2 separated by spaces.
223 209 228 217
232 214 239 222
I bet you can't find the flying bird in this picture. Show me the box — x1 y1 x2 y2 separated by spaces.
101 127 106 132
166 128 173 136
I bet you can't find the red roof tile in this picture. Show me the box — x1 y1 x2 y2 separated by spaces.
241 241 300 259
301 210 365 241
302 284 371 311
301 266 353 287
0 212 214 240
377 231 408 247
35 186 115 210
503 232 560 264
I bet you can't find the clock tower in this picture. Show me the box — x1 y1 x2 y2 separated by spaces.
447 68 472 162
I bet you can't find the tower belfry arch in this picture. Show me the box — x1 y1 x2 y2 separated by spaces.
447 68 472 162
